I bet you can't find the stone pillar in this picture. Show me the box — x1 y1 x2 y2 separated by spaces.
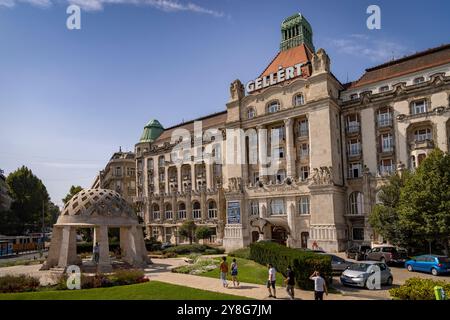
120 227 133 265
191 163 196 191
286 197 297 247
57 226 79 268
257 125 268 181
186 191 193 220
176 165 182 193
41 226 63 270
153 156 160 195
159 197 165 223
172 193 177 222
164 166 169 195
284 118 296 179
201 189 207 221
205 163 212 190
95 226 112 273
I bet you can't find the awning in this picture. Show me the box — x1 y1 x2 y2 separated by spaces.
250 217 290 234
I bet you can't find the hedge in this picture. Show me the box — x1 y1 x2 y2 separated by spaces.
249 242 332 290
390 278 450 300
163 244 225 255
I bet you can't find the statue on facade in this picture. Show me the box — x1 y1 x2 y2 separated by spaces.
229 79 244 101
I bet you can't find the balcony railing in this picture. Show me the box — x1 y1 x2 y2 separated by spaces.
298 129 309 138
165 211 173 220
410 139 434 150
193 209 201 219
378 116 393 128
152 211 160 220
208 209 218 219
348 147 361 157
178 210 186 220
378 166 395 176
347 123 360 134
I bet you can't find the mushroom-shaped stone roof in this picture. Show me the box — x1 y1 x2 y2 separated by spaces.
57 189 139 226
139 119 164 143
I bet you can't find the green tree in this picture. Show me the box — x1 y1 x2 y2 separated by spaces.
62 185 83 204
195 226 213 242
369 172 411 247
5 166 50 235
398 149 450 255
178 220 197 244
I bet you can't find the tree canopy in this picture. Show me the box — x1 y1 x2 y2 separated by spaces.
178 220 197 244
62 185 83 204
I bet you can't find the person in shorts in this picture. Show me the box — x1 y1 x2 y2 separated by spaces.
310 270 328 300
267 264 276 298
230 258 240 287
219 256 229 288
284 266 295 300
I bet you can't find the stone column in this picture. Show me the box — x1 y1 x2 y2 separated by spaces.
205 163 212 190
159 197 165 223
176 164 182 193
257 125 268 181
201 189 207 221
164 166 169 195
191 163 196 191
57 226 79 268
153 156 160 195
95 226 112 272
120 227 133 265
186 191 193 220
286 197 297 247
284 118 296 179
172 193 177 222
41 226 63 270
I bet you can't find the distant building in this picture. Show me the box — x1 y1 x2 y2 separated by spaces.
91 151 137 206
0 169 12 211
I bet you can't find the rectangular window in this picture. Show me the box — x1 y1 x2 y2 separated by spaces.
298 119 309 137
348 163 362 179
253 172 259 185
300 166 309 181
300 143 309 159
270 199 285 215
378 111 392 127
411 100 427 115
346 114 360 133
379 159 394 175
381 133 394 152
250 202 259 216
275 147 285 159
348 139 361 156
115 167 122 176
298 197 310 215
352 228 365 241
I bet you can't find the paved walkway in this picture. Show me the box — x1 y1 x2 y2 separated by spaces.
145 258 370 300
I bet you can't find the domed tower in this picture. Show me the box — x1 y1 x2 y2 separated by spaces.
139 119 164 143
280 13 315 52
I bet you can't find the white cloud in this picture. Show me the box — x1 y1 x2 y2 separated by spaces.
0 0 225 17
329 35 410 63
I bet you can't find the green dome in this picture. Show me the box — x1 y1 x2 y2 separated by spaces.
140 119 164 143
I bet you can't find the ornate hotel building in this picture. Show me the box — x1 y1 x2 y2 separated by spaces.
130 13 450 252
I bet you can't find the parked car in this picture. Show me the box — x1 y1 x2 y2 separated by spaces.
319 253 353 274
405 255 450 276
340 261 393 288
365 245 408 265
161 242 173 250
346 245 371 261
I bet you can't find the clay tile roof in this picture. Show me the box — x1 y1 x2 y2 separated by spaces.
260 44 313 78
348 43 450 89
155 111 227 142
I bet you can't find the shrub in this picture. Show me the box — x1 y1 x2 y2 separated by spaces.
81 273 111 289
145 238 162 252
229 248 251 260
0 274 40 293
108 269 146 286
249 242 332 290
163 244 224 255
389 278 450 300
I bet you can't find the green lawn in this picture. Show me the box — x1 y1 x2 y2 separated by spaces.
0 281 252 300
200 257 284 286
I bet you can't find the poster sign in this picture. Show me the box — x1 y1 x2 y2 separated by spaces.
227 201 241 224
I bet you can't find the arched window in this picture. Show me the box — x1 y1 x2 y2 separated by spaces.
178 203 186 219
152 203 160 220
267 101 281 114
165 203 173 219
294 93 305 106
192 201 201 219
208 200 217 219
349 192 364 215
247 107 256 119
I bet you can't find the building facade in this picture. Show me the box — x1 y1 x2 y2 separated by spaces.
131 13 450 252
92 151 137 205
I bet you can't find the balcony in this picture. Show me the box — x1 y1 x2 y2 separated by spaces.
208 209 218 219
378 117 393 128
193 209 201 219
410 139 434 150
178 210 187 220
378 166 395 177
165 211 173 220
152 211 161 220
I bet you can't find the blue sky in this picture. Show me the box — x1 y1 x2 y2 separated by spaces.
0 0 449 206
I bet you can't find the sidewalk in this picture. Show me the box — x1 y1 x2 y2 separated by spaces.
145 258 369 300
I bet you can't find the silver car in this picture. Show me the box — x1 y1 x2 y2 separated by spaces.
319 253 353 274
340 261 393 289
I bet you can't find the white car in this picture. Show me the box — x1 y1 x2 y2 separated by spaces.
340 261 393 289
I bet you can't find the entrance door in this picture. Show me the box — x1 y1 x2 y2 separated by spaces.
301 232 309 249
271 227 287 246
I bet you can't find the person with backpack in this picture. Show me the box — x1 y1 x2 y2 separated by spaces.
230 258 240 288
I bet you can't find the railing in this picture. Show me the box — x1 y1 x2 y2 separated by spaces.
208 209 218 219
165 211 173 220
381 146 394 153
347 123 360 134
299 129 309 137
378 116 393 128
193 209 201 219
379 166 395 176
348 147 361 157
152 211 160 220
178 210 186 220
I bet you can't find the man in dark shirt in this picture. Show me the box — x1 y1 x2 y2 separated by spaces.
285 266 295 300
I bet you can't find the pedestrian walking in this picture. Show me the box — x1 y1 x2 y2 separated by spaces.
230 258 240 287
309 270 328 300
267 264 277 298
219 256 229 288
284 266 295 300
93 242 100 264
